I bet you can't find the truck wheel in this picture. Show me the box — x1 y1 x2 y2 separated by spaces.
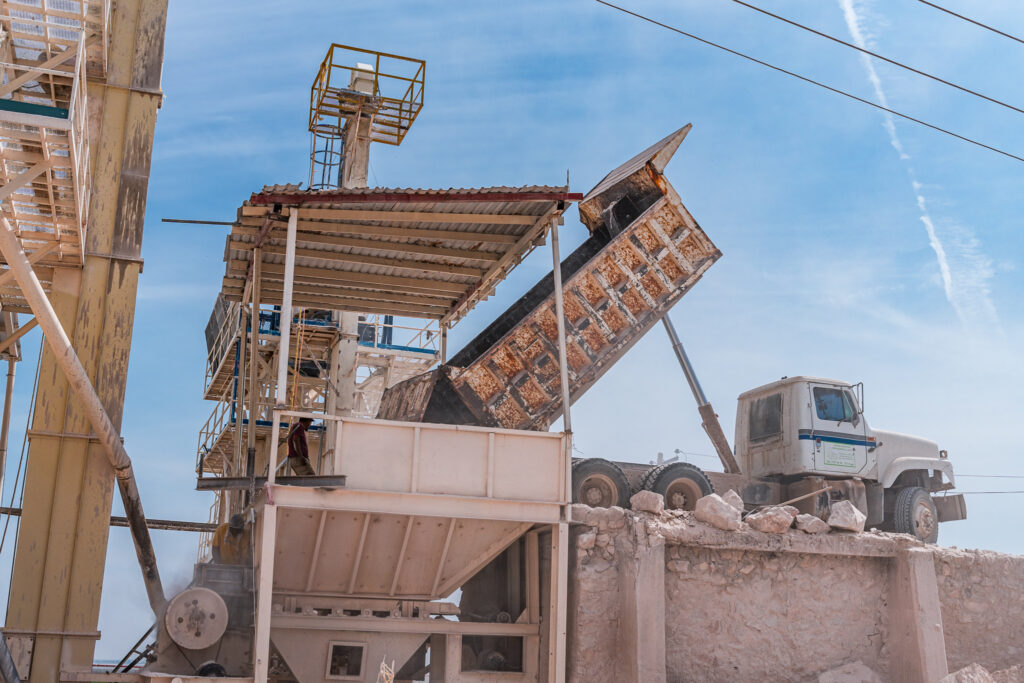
571 458 632 508
641 462 714 511
893 486 939 543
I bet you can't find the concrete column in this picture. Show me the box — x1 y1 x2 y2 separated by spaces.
617 524 667 682
888 547 948 683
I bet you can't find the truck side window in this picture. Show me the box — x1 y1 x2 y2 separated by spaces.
813 387 855 422
749 393 782 441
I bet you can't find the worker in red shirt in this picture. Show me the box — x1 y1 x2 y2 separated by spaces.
287 417 315 475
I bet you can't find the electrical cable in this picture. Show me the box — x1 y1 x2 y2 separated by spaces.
593 0 1024 163
916 1 1024 46
725 0 1024 116
957 474 1024 479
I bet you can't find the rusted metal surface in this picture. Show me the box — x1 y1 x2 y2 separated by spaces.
5 1 170 679
379 125 721 431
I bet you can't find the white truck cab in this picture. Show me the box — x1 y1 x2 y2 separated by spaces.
735 376 964 541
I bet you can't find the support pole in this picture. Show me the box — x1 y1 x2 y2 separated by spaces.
247 249 261 474
276 212 298 408
549 219 572 434
0 216 166 615
0 318 36 357
440 322 447 364
0 358 14 496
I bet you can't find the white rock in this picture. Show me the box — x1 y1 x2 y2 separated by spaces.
796 513 830 534
745 506 794 534
721 489 745 512
694 493 742 531
780 505 800 518
827 500 867 532
630 490 665 514
942 664 996 683
577 531 596 549
818 660 883 683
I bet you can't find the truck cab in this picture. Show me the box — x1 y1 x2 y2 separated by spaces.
735 376 965 541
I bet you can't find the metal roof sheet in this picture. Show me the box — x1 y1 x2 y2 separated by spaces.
222 185 582 324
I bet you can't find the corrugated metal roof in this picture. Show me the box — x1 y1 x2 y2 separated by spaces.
223 185 582 323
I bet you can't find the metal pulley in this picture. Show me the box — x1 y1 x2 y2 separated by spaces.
164 587 228 650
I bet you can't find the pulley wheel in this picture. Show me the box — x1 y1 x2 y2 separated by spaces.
165 587 228 650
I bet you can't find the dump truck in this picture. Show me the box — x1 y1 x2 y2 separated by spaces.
378 124 965 543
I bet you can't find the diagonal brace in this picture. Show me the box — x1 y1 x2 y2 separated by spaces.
0 215 167 615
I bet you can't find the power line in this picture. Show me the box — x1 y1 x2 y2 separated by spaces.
593 0 1024 164
955 491 1024 495
957 474 1024 479
726 0 1024 116
916 1 1024 46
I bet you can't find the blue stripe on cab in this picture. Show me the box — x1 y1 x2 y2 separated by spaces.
798 434 875 447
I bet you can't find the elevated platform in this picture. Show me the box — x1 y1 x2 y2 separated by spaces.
0 3 109 312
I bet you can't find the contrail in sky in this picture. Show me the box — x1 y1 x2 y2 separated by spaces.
838 0 1000 330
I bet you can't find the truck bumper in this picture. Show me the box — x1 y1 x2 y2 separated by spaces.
933 493 967 522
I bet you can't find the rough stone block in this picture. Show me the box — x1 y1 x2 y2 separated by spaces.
746 506 794 534
630 490 665 514
578 531 596 549
818 660 884 683
694 493 741 531
828 500 867 532
796 513 830 534
722 489 744 512
781 504 800 518
942 664 996 683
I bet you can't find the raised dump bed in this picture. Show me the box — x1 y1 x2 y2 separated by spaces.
378 124 720 430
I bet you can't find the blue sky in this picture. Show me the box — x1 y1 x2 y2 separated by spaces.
1 0 1023 659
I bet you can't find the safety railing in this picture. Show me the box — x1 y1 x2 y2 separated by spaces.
309 44 425 146
0 19 92 262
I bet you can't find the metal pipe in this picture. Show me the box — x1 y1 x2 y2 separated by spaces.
549 219 572 434
0 358 14 497
276 211 298 407
0 216 166 615
662 315 708 406
0 318 36 357
247 248 261 471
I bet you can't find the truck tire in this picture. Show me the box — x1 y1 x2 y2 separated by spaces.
571 458 632 508
892 486 939 543
641 462 714 511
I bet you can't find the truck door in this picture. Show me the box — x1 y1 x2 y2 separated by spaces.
806 383 869 475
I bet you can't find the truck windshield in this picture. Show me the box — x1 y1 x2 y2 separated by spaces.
813 387 855 422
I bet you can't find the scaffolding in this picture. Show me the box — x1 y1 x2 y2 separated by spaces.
0 0 110 310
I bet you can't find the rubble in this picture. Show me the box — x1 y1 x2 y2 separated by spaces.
796 513 831 534
745 506 794 534
780 504 799 518
817 660 883 683
721 489 744 512
943 664 997 683
827 500 867 532
630 490 665 514
694 493 742 531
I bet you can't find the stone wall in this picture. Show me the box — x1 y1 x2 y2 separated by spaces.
567 503 1024 683
935 548 1024 673
663 546 889 682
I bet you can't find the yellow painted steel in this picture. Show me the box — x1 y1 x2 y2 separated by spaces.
309 43 425 146
4 0 169 679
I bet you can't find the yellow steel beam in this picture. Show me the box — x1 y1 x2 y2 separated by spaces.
4 0 169 679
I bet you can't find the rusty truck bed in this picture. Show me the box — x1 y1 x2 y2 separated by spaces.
378 125 721 430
